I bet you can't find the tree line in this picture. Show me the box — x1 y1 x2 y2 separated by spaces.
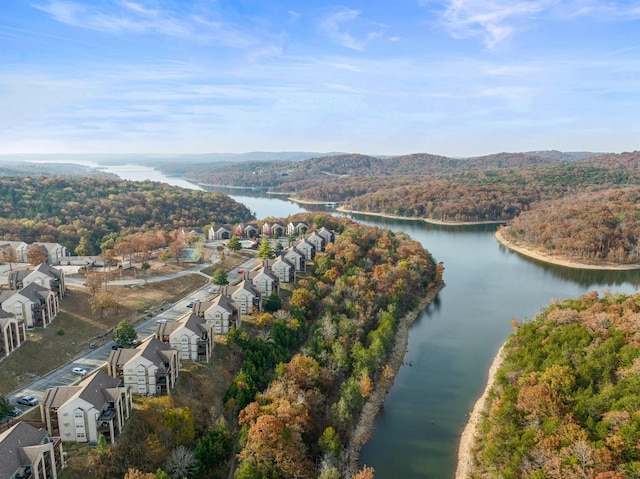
0 176 253 255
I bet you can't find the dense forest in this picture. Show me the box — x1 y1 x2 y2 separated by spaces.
159 149 640 265
500 187 640 265
0 177 253 253
81 213 441 479
472 290 640 479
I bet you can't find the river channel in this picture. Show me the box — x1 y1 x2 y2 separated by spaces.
94 163 640 478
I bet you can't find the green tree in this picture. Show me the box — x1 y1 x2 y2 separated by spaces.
0 396 12 418
96 433 109 455
227 235 242 251
76 235 95 256
264 292 282 312
256 237 275 260
159 251 173 265
113 320 138 347
141 261 151 285
211 269 229 286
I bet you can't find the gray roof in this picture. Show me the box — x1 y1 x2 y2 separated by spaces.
42 371 121 410
17 282 52 303
231 279 260 297
32 263 63 279
0 422 49 479
207 294 237 314
109 337 174 369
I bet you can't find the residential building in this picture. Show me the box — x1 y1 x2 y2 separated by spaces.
34 243 69 265
0 309 26 359
0 241 28 263
283 247 306 272
230 280 262 314
307 231 326 253
262 221 285 237
269 256 295 283
286 221 309 237
209 225 232 241
107 338 180 396
317 226 335 245
156 312 214 362
0 283 59 328
23 263 66 297
195 293 240 335
251 265 279 297
40 371 132 445
294 238 316 261
0 421 64 479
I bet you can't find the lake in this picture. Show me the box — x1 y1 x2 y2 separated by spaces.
100 163 640 478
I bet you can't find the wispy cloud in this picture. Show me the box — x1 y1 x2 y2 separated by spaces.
31 0 191 36
319 7 386 51
427 0 555 48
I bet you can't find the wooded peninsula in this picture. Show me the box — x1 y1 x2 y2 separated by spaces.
156 150 640 268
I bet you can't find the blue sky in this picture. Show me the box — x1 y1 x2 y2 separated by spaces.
1 1 639 157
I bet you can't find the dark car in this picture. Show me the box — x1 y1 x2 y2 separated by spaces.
16 395 38 407
10 407 22 417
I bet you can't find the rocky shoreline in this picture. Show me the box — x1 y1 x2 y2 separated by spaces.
495 228 640 271
454 344 506 479
343 282 444 477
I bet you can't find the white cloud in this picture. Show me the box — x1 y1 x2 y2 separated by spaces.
429 0 555 47
31 0 191 36
319 7 385 51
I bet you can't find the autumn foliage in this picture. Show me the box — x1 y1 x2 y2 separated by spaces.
474 291 640 478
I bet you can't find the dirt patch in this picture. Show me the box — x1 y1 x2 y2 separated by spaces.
0 274 207 396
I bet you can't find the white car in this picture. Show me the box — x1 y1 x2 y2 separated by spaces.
72 367 87 376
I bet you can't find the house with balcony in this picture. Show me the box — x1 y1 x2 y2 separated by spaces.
6 268 32 291
307 231 326 253
283 247 306 272
22 263 66 297
251 264 279 297
262 221 285 238
317 227 335 246
230 279 262 314
0 282 59 328
34 243 69 265
194 294 240 335
107 338 179 396
269 256 295 283
0 421 65 479
40 371 132 445
0 309 26 359
156 312 214 362
294 238 316 261
286 221 308 237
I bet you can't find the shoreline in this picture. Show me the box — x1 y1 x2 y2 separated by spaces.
455 343 506 479
495 228 640 271
335 206 507 226
344 281 444 476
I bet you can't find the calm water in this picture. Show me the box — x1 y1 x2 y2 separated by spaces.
102 163 640 478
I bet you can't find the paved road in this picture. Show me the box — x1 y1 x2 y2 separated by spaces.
8 256 260 415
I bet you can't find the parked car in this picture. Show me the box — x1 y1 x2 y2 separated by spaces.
10 407 22 417
16 395 38 407
72 367 87 376
112 343 123 350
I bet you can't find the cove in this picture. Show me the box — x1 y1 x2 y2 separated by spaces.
95 163 640 478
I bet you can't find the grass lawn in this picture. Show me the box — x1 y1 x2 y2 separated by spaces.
0 274 207 396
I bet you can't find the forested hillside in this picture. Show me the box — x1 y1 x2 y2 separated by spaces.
472 290 640 479
501 187 640 265
0 177 253 253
